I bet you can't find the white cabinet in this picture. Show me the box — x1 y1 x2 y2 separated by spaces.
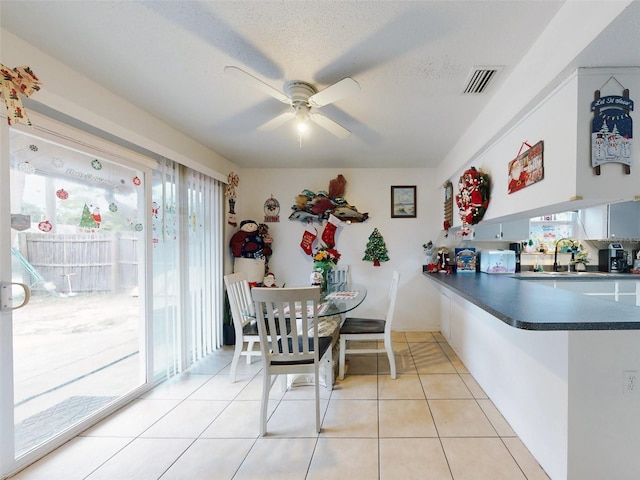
609 201 640 238
471 222 502 240
581 202 640 239
501 218 530 241
439 292 451 342
471 218 530 241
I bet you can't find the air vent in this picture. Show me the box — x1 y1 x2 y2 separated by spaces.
461 66 502 94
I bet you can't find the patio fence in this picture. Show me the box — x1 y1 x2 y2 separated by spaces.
13 232 139 296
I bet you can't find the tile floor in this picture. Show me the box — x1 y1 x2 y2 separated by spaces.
11 332 550 480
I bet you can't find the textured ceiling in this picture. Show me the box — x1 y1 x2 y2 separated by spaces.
1 1 639 169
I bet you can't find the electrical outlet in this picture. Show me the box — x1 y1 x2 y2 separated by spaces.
623 370 638 395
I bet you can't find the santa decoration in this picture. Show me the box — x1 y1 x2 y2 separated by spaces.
455 167 490 231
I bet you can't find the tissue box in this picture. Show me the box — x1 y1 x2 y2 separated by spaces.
479 250 516 274
455 248 477 272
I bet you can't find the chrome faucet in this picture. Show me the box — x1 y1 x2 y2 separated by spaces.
553 238 576 272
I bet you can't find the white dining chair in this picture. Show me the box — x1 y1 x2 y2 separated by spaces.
329 264 349 288
252 286 333 435
338 270 400 380
224 272 261 382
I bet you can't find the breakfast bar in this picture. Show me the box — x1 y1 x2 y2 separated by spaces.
424 271 640 480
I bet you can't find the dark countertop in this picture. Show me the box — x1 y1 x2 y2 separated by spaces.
423 271 640 331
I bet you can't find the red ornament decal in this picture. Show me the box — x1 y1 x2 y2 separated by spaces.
56 188 69 200
38 220 52 232
132 176 141 186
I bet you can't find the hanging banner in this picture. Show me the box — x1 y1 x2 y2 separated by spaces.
591 84 633 175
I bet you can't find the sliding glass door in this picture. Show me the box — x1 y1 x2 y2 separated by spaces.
0 121 150 476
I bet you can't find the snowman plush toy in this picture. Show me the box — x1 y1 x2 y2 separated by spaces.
230 219 272 259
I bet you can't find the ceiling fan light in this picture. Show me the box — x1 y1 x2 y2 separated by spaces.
296 118 309 133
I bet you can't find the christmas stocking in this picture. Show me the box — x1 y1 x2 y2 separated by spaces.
300 224 317 255
321 214 341 248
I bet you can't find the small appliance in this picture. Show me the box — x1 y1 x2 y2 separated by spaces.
598 243 626 272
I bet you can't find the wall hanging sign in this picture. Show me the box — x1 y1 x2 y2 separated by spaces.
591 77 633 175
263 195 280 222
507 140 544 194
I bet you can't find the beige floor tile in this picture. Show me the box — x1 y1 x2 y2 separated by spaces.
341 353 378 376
233 373 287 401
409 342 446 356
140 399 229 438
81 398 180 437
439 342 456 356
307 438 379 480
429 399 497 437
140 373 213 399
414 353 457 374
160 438 254 480
233 438 317 480
448 354 469 373
378 374 425 399
332 374 378 399
502 437 551 480
380 438 453 480
320 399 378 437
265 399 329 437
379 399 437 437
187 374 253 400
378 352 417 376
433 332 447 343
10 437 131 480
441 437 527 480
85 438 192 480
419 373 473 399
219 355 264 377
459 373 488 398
391 331 407 342
188 354 233 375
405 331 437 342
477 399 516 437
199 400 265 438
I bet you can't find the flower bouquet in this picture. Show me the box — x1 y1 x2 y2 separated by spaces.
311 247 341 291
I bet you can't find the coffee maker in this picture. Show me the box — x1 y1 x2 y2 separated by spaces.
509 242 522 272
598 243 626 272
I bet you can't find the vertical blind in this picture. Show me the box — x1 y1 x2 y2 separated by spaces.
152 158 224 380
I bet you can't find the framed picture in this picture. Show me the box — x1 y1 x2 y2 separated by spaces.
391 185 416 218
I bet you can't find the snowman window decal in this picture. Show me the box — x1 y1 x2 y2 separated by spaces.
591 78 633 175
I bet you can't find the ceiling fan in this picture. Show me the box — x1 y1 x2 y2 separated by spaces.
224 66 360 138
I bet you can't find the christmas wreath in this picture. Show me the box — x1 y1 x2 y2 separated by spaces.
455 167 490 227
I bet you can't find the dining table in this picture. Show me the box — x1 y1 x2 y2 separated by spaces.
248 283 367 387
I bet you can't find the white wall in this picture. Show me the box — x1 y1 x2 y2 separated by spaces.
234 168 442 331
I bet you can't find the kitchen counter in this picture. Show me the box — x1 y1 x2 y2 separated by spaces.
423 271 640 330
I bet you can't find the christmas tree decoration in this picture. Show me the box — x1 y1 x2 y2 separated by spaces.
362 228 389 266
79 203 98 231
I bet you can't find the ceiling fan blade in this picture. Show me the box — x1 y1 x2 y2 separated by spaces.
258 111 295 131
308 77 360 108
310 113 351 139
224 66 290 104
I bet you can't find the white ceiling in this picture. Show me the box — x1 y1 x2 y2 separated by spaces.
2 1 639 170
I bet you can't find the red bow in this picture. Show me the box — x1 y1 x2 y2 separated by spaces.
0 65 41 126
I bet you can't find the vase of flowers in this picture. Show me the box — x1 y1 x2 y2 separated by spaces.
311 247 341 291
